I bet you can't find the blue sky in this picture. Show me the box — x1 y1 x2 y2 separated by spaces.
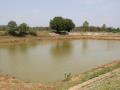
0 0 120 27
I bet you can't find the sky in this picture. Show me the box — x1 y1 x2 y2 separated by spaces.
0 0 120 27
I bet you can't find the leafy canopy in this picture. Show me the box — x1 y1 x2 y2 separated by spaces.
7 21 30 36
50 17 75 33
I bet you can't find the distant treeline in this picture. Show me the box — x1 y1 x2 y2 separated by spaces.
30 26 120 33
73 26 120 33
0 19 120 33
1 25 120 33
0 25 7 31
30 27 50 31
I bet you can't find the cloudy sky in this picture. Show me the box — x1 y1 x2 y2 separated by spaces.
0 0 120 27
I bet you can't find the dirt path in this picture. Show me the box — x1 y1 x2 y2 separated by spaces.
69 68 120 90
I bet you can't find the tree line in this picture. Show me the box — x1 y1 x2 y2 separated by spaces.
74 21 120 33
0 16 120 36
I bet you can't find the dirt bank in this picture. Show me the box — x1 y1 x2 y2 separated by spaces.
54 60 120 90
69 68 120 90
0 74 55 90
0 60 120 90
0 32 120 44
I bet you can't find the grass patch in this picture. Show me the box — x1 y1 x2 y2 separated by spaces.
88 70 120 90
54 61 120 90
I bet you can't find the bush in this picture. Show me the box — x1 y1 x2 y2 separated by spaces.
29 30 37 36
7 21 35 36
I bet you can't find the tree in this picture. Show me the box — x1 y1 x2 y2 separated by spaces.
51 41 72 58
7 21 17 35
7 21 31 36
83 21 89 32
8 21 17 28
102 24 106 29
50 17 64 33
63 19 75 32
50 17 75 33
83 21 89 27
102 24 106 32
18 23 29 36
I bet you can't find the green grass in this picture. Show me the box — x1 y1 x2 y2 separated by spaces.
87 70 120 90
54 61 120 90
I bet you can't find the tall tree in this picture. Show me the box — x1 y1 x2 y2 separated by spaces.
18 23 29 36
7 21 17 35
50 17 64 33
83 21 89 32
50 17 75 33
63 19 75 32
83 21 89 27
8 21 17 28
102 24 106 31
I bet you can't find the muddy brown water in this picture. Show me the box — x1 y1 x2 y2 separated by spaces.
0 40 120 83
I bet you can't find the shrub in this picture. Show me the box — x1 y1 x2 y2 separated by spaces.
29 30 37 36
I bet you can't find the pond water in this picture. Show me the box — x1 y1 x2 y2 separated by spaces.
0 40 120 83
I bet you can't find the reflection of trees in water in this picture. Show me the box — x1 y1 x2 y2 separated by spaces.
51 41 72 58
0 42 40 67
82 40 88 53
3 42 39 55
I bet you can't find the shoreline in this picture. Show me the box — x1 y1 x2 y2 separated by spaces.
69 68 120 90
0 33 120 89
0 74 55 90
0 60 119 90
54 60 120 90
0 33 120 44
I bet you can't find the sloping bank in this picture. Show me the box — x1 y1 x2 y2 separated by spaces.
54 60 120 90
0 74 55 90
69 68 120 90
0 60 120 90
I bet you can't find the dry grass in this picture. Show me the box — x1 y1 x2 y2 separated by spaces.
0 31 7 36
37 31 50 36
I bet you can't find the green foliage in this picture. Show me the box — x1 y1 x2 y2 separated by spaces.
63 19 75 32
55 61 120 90
7 21 18 36
18 23 29 36
50 17 65 33
0 25 7 31
29 29 37 36
74 26 120 32
82 21 89 32
8 21 17 28
102 24 106 29
83 21 89 27
7 21 36 36
1 20 120 36
50 17 75 33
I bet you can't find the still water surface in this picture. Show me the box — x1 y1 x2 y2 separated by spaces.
0 40 120 83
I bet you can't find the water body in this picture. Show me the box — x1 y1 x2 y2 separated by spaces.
0 40 120 83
